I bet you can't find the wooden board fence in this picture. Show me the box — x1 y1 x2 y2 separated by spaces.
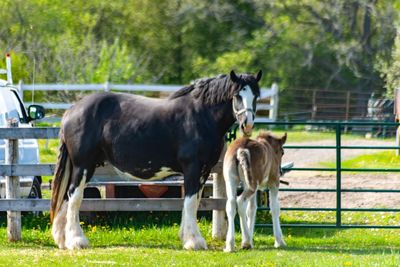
0 126 228 241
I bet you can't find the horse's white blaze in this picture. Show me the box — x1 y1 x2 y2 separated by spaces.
52 201 68 249
238 85 256 131
269 186 286 248
65 172 88 250
182 194 207 250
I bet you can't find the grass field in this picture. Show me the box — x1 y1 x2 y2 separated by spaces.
0 212 400 267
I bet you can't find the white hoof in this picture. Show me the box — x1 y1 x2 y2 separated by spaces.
183 236 208 250
223 246 235 253
274 239 287 248
65 236 89 250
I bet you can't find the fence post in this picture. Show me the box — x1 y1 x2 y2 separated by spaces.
311 90 317 120
335 123 342 228
269 83 279 121
5 119 21 241
104 81 110 92
212 172 227 240
18 80 24 99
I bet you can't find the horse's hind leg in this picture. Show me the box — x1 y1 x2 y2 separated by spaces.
65 168 89 250
269 185 286 248
52 201 68 249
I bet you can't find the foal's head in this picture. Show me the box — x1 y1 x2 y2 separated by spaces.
257 131 287 174
230 70 262 136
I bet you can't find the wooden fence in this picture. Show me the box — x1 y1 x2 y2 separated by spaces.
17 81 279 122
0 126 227 241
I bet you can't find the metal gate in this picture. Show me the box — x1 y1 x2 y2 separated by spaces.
256 121 400 229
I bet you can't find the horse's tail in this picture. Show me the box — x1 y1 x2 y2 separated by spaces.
237 148 256 199
50 141 71 223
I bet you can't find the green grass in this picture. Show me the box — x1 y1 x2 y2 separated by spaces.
250 127 389 143
0 212 399 266
320 150 400 169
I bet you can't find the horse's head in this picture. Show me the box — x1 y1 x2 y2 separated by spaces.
257 131 287 176
230 70 262 136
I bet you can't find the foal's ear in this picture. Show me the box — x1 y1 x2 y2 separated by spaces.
255 70 262 82
281 132 287 145
230 70 239 83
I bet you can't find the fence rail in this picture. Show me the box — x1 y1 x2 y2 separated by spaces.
17 81 279 122
1 120 400 239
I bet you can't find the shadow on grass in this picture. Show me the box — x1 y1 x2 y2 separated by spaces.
255 245 400 256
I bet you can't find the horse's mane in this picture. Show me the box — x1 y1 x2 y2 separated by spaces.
169 74 259 105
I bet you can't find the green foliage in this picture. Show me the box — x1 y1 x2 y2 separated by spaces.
383 29 400 96
0 0 398 108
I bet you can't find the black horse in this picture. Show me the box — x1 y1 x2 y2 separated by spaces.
50 70 262 250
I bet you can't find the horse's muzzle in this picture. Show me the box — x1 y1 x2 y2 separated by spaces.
241 123 253 136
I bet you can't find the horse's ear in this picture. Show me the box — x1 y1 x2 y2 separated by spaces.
281 132 287 145
255 70 262 82
230 70 239 83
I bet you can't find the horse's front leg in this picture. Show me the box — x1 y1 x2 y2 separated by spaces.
65 169 89 250
269 185 286 248
180 163 207 250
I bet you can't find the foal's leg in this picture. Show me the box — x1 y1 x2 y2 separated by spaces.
224 169 238 252
237 190 255 249
65 169 89 250
246 192 257 241
269 185 286 248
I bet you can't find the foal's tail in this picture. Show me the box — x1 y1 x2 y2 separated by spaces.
237 148 256 199
50 142 71 223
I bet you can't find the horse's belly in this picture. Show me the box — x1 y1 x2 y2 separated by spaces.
112 165 181 181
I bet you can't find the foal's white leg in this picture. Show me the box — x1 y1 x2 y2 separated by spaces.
224 175 238 253
246 193 257 240
269 186 286 248
181 193 207 250
237 191 253 249
65 175 88 250
52 201 68 249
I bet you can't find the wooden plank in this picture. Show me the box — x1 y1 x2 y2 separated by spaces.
0 198 226 212
0 127 60 139
0 164 56 176
0 160 292 179
0 162 223 178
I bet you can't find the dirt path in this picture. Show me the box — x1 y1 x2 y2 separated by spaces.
279 138 400 209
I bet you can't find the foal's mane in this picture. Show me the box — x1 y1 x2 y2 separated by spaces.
169 74 260 105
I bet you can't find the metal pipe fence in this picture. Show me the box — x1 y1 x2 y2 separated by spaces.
256 120 400 229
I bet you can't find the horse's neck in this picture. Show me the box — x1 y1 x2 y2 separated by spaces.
208 102 236 138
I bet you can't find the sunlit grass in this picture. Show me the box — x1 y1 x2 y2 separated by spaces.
0 212 399 266
320 150 400 169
